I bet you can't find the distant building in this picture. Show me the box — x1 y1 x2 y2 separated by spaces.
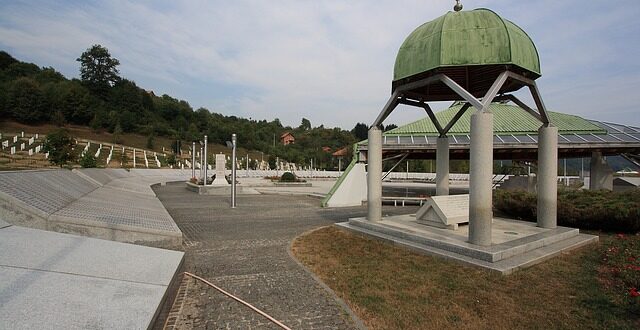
332 147 348 157
321 146 332 153
280 132 295 145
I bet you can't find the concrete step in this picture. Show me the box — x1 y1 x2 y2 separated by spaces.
337 221 598 275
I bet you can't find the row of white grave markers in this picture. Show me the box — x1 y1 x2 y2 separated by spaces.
94 144 102 158
154 152 160 167
13 136 17 143
133 148 136 168
28 137 35 145
82 142 90 156
20 143 25 151
143 150 149 168
2 140 8 148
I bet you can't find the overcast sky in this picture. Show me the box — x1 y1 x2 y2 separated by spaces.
1 0 639 129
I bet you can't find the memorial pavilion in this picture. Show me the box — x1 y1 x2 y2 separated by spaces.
334 2 604 273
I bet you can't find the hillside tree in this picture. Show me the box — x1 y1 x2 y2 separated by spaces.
42 129 76 167
76 44 120 95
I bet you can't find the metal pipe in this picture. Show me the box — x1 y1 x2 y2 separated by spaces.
192 142 196 179
204 135 208 185
231 134 237 208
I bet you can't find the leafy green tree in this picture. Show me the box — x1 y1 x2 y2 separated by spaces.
113 123 123 144
384 124 398 132
351 122 368 140
42 129 76 167
77 44 120 94
79 153 98 168
7 77 46 122
299 118 311 130
0 51 18 70
166 153 177 167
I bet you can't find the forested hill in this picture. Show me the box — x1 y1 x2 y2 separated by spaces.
0 47 363 168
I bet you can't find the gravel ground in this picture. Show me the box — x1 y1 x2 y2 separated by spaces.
153 182 419 329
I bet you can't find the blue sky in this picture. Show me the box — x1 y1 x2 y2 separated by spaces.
1 0 639 129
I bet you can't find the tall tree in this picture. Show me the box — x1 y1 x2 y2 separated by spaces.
351 122 369 141
299 118 311 130
76 44 120 95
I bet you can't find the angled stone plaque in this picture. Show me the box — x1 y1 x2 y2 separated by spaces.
416 194 469 230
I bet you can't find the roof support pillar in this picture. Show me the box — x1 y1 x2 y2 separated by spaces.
468 110 494 246
367 126 383 222
436 137 450 196
589 151 613 190
537 125 558 228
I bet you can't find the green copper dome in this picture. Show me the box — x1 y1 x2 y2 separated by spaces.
393 8 541 82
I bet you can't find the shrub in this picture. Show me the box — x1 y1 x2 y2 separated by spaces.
79 153 97 168
280 172 297 182
494 189 640 233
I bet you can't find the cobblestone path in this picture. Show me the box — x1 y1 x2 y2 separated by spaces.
154 182 418 329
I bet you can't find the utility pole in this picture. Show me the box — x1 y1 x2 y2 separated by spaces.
231 134 237 208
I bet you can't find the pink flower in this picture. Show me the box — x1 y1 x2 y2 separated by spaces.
629 287 640 297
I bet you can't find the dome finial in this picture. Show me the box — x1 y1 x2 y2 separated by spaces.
454 0 463 12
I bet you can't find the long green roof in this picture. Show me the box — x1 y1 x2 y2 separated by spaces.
394 8 541 81
386 103 606 136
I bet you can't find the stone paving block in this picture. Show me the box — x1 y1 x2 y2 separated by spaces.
0 225 184 329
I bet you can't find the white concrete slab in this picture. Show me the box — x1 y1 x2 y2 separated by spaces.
0 225 184 329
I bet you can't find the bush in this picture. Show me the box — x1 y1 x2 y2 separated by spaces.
494 189 640 233
79 153 97 168
280 172 297 182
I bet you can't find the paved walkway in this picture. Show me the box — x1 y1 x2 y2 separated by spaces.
154 182 418 329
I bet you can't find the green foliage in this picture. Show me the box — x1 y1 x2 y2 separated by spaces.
352 122 368 140
146 134 155 149
7 77 46 123
112 123 123 144
280 172 297 182
42 129 76 167
494 189 640 233
0 50 358 169
77 44 120 94
299 118 311 130
166 154 177 166
79 153 97 168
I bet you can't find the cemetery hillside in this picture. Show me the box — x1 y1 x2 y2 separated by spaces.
0 48 360 169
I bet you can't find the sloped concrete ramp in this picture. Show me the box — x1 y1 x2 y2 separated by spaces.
0 222 184 329
0 169 188 248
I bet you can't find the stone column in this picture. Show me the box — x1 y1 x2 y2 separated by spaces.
589 152 613 190
469 111 493 246
436 137 450 196
367 127 382 222
537 125 558 228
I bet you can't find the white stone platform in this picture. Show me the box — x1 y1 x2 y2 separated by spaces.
338 215 598 274
0 222 184 329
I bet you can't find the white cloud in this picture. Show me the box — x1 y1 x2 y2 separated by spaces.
1 0 639 128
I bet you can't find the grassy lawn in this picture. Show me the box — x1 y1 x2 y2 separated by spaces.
292 226 639 329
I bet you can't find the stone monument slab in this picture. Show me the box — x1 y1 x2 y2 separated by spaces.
211 153 228 185
416 194 469 230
